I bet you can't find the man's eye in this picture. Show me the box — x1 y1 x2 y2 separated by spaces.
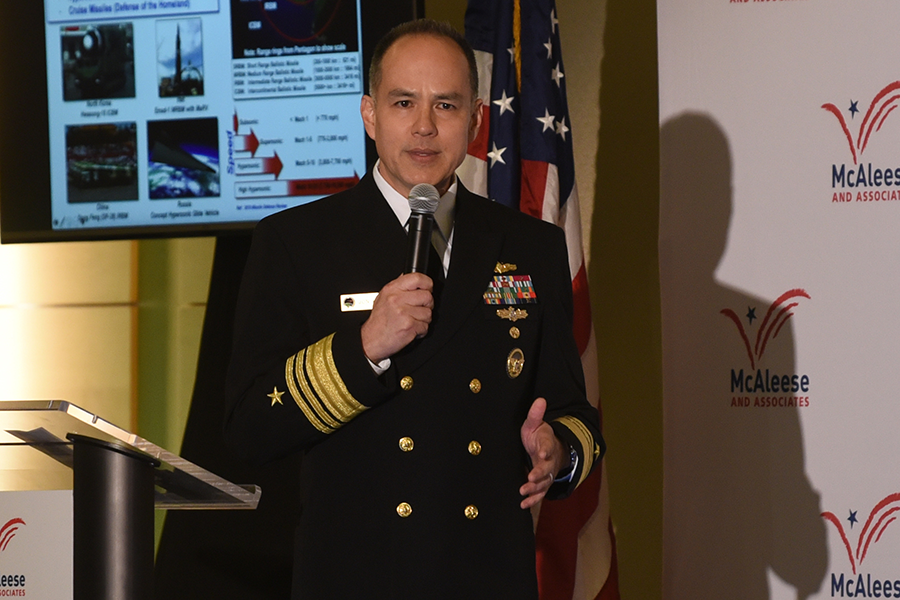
439 103 455 110
397 100 411 108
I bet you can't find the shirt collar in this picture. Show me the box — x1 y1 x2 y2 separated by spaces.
372 160 456 241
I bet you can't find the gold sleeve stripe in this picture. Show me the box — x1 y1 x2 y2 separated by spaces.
310 334 368 421
285 353 334 434
284 334 368 435
553 416 596 487
294 346 344 430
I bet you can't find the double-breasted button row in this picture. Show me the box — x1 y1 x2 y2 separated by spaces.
401 375 486 394
395 503 479 520
395 372 483 521
397 437 482 456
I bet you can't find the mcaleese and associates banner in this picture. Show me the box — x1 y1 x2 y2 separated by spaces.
659 1 900 598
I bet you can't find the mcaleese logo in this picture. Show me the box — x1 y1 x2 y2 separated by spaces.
722 289 811 408
0 518 27 597
823 494 900 597
824 82 900 204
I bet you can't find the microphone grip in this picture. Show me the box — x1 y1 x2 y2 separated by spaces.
405 212 435 274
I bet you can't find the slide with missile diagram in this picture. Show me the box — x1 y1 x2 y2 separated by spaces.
227 0 364 213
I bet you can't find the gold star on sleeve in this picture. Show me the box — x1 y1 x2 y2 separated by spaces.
268 386 284 407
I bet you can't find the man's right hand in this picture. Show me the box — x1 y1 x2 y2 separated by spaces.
360 273 434 364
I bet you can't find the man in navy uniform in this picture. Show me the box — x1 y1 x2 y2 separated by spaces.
225 19 603 599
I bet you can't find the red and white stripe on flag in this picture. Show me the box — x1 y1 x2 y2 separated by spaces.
459 1 619 598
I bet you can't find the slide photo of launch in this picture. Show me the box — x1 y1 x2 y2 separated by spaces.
156 18 204 98
61 23 135 101
65 122 139 203
147 117 220 199
230 0 359 59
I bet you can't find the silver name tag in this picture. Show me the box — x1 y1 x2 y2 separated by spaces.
340 292 378 312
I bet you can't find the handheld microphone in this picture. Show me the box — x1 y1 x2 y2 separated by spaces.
404 183 440 274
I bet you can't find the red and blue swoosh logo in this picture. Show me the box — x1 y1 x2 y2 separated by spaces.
721 289 810 369
823 495 900 574
823 82 900 165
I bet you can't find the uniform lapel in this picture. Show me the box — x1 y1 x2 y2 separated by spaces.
399 187 505 373
352 173 408 286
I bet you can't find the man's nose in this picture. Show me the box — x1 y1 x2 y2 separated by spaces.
413 107 437 136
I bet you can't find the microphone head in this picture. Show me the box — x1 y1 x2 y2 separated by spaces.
408 183 440 215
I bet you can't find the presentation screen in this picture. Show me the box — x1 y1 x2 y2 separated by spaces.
0 0 416 242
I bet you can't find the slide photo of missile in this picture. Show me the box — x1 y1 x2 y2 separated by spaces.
61 23 135 101
65 122 139 203
157 18 204 98
147 117 220 199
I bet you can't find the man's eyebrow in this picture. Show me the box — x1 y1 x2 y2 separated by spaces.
386 88 417 98
384 88 465 102
433 91 465 102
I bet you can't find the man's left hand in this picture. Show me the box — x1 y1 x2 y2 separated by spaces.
519 397 567 509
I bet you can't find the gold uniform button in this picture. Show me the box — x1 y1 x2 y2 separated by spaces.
400 376 414 391
509 326 520 339
397 502 412 518
469 378 482 393
399 437 414 452
465 505 479 520
468 441 482 456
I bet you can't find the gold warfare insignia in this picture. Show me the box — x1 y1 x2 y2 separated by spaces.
497 307 528 322
494 262 517 274
507 348 525 379
268 386 284 406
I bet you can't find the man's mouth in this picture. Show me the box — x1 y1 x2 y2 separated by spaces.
408 148 438 158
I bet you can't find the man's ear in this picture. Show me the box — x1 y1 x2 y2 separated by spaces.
361 95 376 140
469 97 484 143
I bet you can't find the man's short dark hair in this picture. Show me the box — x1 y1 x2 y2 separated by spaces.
368 19 479 103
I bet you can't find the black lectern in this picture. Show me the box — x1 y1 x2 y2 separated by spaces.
0 400 260 600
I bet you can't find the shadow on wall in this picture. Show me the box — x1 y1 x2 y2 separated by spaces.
659 113 827 600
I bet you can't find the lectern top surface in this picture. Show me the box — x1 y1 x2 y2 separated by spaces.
0 400 260 510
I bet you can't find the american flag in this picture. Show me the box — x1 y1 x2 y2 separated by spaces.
458 1 620 599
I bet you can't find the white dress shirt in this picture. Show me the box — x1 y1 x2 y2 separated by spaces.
366 162 458 374
372 160 456 275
